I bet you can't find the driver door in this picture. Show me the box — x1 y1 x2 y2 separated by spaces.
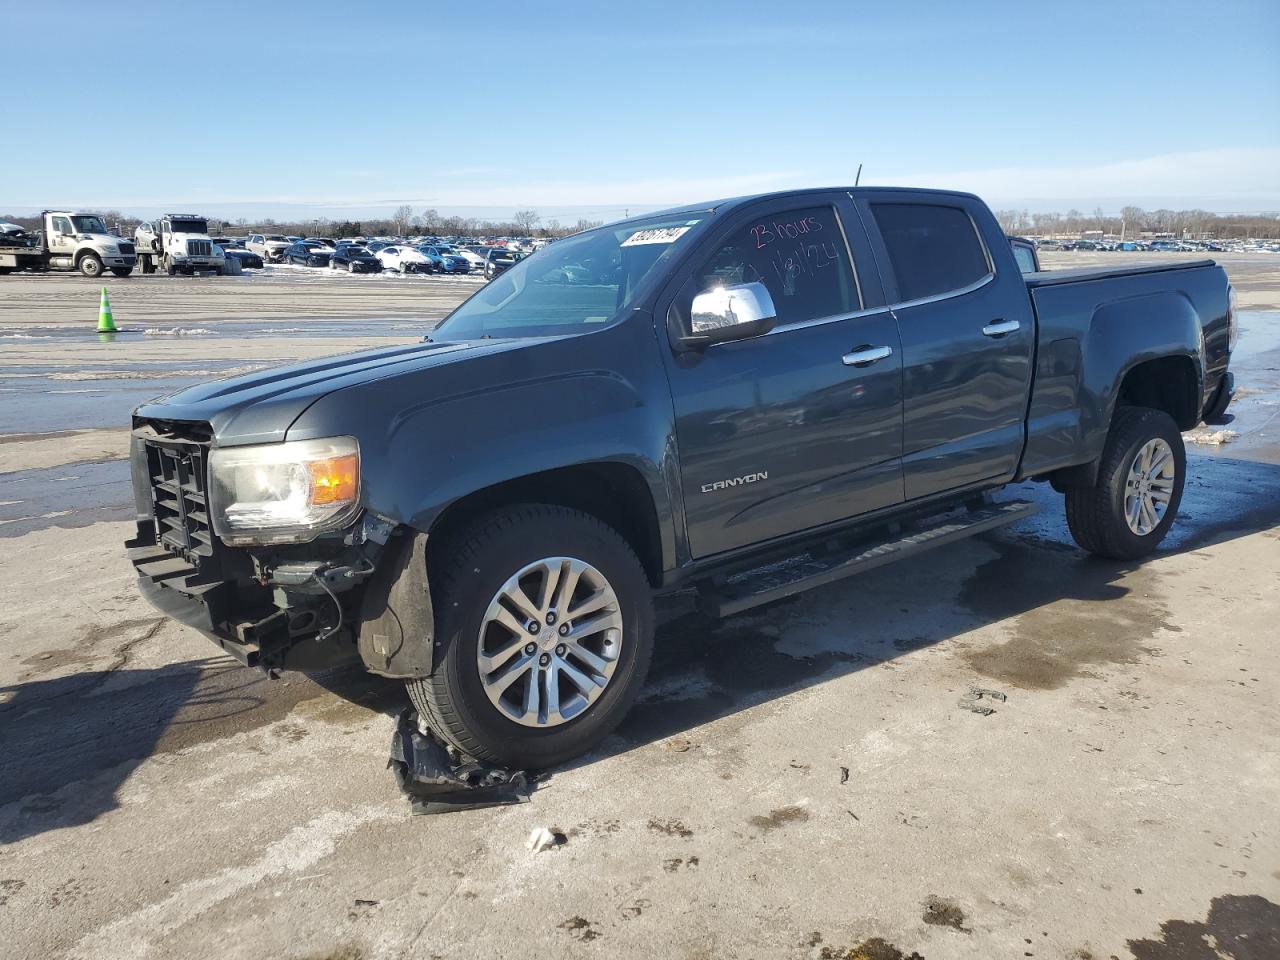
661 194 905 558
48 215 75 256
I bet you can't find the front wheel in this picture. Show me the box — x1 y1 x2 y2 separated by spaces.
406 505 655 769
1065 406 1186 560
79 253 104 278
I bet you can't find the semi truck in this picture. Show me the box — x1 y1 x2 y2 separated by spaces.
134 215 226 276
0 211 136 277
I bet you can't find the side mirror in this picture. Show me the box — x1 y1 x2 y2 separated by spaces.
673 281 777 350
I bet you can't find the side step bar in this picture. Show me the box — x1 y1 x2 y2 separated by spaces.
701 499 1037 618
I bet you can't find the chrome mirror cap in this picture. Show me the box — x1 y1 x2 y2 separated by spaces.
690 281 777 334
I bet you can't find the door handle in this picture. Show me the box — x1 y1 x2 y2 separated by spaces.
982 319 1020 337
842 345 893 367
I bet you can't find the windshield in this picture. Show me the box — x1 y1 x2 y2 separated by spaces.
267 235 287 242
170 218 207 234
70 215 108 234
435 215 704 339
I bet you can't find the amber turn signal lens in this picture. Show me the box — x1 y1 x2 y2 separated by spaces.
307 454 359 505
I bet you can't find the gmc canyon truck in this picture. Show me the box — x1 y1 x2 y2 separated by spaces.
127 187 1236 769
0 211 136 277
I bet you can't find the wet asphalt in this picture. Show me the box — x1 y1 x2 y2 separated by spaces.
1 262 1278 959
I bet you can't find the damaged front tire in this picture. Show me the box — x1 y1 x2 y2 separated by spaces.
406 505 654 769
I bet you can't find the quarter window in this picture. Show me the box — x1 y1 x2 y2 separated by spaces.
870 203 990 302
693 205 857 327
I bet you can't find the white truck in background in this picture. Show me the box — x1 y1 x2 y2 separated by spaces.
245 233 292 263
134 214 226 276
0 211 137 277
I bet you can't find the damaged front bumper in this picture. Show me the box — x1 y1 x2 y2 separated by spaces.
126 419 437 677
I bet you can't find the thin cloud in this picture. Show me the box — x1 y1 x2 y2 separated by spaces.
883 147 1280 210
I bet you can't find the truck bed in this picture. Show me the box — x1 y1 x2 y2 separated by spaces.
1025 259 1215 287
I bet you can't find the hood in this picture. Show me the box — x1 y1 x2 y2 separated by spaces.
133 338 526 445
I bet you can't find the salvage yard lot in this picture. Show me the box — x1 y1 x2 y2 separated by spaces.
2 254 1279 959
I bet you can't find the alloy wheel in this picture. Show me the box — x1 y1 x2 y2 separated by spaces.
476 557 623 727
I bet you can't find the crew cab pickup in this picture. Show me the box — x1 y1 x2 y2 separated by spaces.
127 187 1236 769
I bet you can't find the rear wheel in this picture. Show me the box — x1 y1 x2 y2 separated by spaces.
1065 406 1185 560
406 505 654 769
79 252 104 278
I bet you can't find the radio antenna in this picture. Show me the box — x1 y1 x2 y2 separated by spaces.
854 163 863 187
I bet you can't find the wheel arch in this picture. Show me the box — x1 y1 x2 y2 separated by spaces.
426 461 665 588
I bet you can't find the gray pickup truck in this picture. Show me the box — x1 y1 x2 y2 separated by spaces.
127 187 1236 768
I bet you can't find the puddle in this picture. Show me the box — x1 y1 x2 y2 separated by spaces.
958 540 1173 689
0 460 133 537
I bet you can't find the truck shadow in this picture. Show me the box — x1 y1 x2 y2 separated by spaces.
594 452 1280 765
0 657 393 845
2 454 1274 839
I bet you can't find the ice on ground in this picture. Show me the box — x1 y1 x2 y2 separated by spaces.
142 327 217 336
1184 428 1240 445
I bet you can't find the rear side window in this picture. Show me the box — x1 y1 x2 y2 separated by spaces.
1010 241 1037 274
693 205 858 326
870 203 990 302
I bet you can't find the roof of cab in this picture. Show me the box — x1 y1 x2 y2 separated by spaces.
617 185 986 226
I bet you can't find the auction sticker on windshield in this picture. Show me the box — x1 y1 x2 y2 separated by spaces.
621 225 694 247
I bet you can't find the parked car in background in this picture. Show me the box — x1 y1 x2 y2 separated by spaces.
453 247 488 270
282 240 332 267
246 234 292 262
330 244 382 273
418 245 471 274
217 245 264 270
366 241 392 253
483 247 521 279
306 237 337 249
376 245 434 274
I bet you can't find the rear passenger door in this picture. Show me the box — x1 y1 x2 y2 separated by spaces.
857 193 1034 501
662 194 905 558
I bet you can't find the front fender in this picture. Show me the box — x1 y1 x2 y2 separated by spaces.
287 316 681 571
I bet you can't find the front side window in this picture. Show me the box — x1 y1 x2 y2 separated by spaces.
870 202 990 303
70 215 107 233
52 216 73 235
692 205 857 327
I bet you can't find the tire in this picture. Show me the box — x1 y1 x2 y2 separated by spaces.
79 252 104 278
1064 406 1186 560
406 505 655 769
164 257 176 277
110 268 132 277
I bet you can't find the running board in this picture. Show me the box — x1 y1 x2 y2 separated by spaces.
701 499 1037 618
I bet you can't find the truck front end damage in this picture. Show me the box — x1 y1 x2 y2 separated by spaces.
125 417 433 676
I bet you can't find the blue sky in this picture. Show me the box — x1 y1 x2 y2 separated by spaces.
2 0 1278 220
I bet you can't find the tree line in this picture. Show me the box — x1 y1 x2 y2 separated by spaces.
0 206 602 240
993 206 1280 239
7 203 1277 241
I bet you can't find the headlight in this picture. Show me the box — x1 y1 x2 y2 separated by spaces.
209 437 360 545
